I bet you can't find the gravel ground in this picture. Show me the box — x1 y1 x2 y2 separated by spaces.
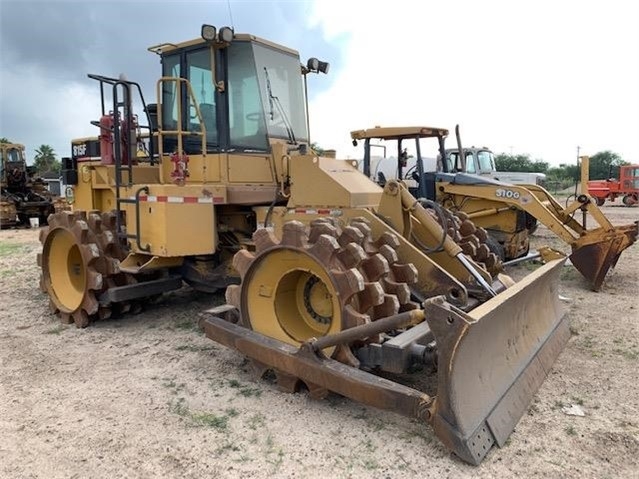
0 204 637 478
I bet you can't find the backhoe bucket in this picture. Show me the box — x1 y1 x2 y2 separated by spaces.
569 221 638 291
425 257 569 464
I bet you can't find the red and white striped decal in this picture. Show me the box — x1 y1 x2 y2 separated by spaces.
288 208 342 216
133 195 224 204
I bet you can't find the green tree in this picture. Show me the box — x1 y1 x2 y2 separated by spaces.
545 164 580 193
547 163 580 182
494 153 548 173
0 137 10 144
33 144 61 175
587 150 628 180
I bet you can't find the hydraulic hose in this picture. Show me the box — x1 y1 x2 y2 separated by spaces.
399 186 497 297
412 198 448 254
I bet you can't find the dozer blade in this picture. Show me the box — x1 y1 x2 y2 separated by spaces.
425 257 568 464
569 221 638 291
202 258 569 465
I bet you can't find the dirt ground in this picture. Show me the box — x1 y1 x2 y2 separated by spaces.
1 204 638 479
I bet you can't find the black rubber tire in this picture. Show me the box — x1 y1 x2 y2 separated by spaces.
485 234 506 262
525 213 539 236
595 197 605 207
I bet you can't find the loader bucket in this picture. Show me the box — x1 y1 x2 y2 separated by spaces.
424 257 569 465
569 222 638 291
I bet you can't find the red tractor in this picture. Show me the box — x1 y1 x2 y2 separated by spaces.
588 164 639 206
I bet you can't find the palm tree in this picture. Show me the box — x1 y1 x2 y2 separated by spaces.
33 144 58 174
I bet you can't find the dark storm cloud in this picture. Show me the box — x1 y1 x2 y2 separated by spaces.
1 0 342 92
0 0 344 158
0 1 97 77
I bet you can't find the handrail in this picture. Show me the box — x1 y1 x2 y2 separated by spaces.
155 76 207 184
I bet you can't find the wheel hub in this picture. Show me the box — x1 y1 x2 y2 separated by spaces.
302 275 332 325
46 228 87 312
244 248 342 347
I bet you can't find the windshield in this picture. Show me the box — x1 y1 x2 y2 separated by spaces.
446 151 475 172
254 44 308 142
7 148 23 163
626 167 639 178
227 42 269 150
477 150 495 172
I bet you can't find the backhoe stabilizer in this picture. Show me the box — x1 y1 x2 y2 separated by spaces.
202 257 568 465
569 221 638 291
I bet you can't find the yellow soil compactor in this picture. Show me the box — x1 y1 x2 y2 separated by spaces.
37 25 571 464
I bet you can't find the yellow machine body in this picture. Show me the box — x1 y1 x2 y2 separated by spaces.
37 26 573 466
438 178 638 290
351 126 638 291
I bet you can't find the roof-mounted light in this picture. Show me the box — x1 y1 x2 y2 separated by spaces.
201 24 217 42
218 26 234 43
306 57 330 75
317 60 329 74
307 57 319 71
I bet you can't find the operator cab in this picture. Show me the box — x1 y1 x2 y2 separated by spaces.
4 147 24 164
1 144 27 185
351 126 450 199
151 27 314 156
1 144 26 168
446 148 496 175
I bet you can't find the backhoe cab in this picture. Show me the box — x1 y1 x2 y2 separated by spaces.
352 126 449 198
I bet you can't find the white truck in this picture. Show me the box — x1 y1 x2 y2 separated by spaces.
356 146 546 188
445 147 547 186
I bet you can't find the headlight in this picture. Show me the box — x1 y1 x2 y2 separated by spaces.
201 24 217 41
318 61 329 74
307 57 319 71
219 26 234 43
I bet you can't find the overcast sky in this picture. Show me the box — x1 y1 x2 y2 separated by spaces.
1 0 637 166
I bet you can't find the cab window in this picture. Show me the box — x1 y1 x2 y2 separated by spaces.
227 42 268 150
186 49 217 146
161 54 180 132
477 150 495 173
464 153 476 173
7 149 22 163
254 44 308 142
